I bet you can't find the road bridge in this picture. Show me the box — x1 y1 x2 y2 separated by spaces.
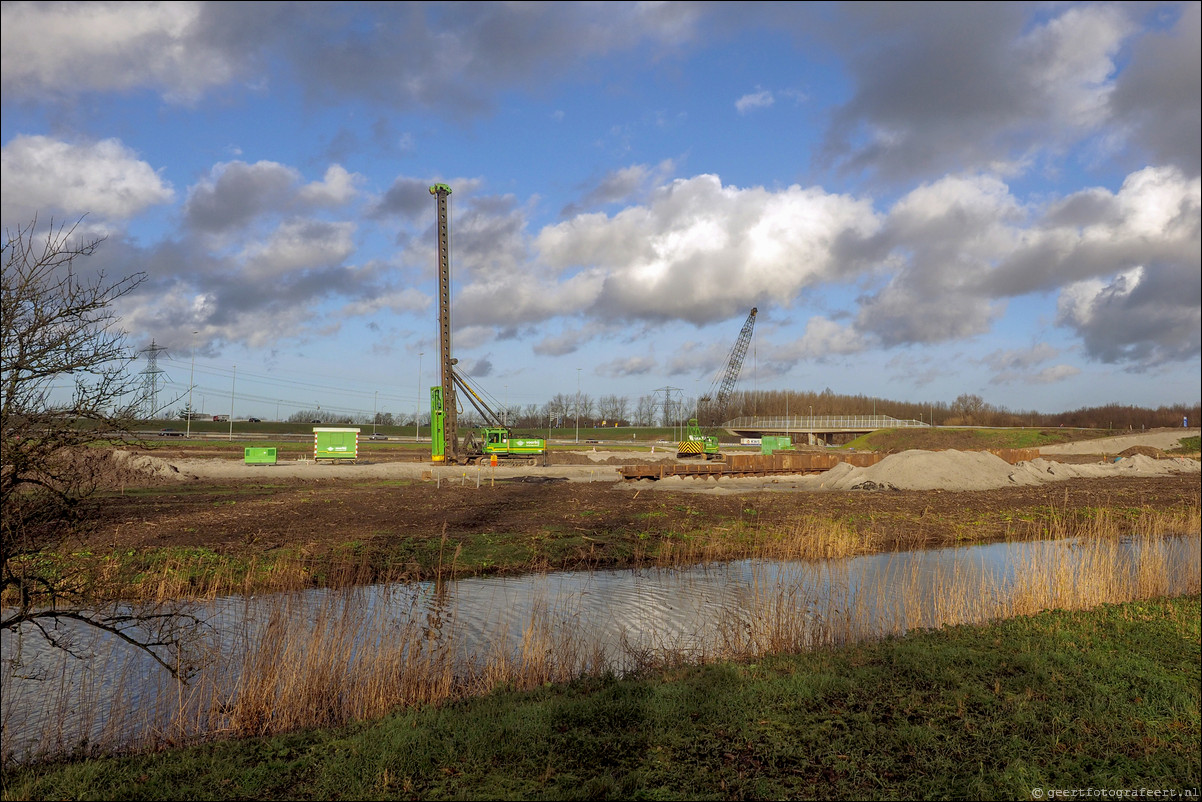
723 415 929 445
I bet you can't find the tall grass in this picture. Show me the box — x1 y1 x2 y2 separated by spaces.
1004 498 1200 543
645 514 875 569
3 533 1198 766
8 498 1195 609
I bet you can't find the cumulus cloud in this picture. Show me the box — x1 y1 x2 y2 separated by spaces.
1109 3 1201 175
533 326 592 357
982 344 1080 385
338 287 429 318
443 163 1198 375
236 220 356 280
298 165 362 207
1029 365 1082 385
1 3 706 115
781 317 871 360
1056 265 1201 367
991 167 1201 296
371 177 446 222
975 166 1201 368
564 161 677 215
819 3 1133 181
184 161 361 235
0 1 280 103
1 135 173 224
983 343 1062 372
531 174 880 325
597 355 657 378
97 161 397 353
849 174 1023 345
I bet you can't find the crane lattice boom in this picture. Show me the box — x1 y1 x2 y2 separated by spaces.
700 307 757 427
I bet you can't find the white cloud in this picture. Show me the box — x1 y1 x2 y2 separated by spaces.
185 161 362 235
822 3 1135 180
983 343 1061 372
735 89 774 114
339 288 428 318
298 165 363 207
237 220 356 279
983 344 1080 385
851 174 1024 345
597 354 657 378
787 317 871 360
1056 265 1201 366
0 1 238 103
1030 365 1081 384
533 174 880 324
993 166 1200 286
1109 2 1201 174
0 135 174 224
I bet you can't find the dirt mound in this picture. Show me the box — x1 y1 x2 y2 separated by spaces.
108 450 192 484
1118 445 1168 459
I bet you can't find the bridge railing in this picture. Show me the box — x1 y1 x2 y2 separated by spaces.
724 415 929 431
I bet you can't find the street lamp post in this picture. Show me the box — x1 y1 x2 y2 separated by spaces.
228 365 236 440
373 390 378 436
186 330 198 438
575 368 581 444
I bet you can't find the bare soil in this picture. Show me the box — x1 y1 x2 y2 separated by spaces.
67 429 1200 582
82 473 1198 556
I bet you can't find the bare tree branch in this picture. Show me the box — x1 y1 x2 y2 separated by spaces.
2 216 203 679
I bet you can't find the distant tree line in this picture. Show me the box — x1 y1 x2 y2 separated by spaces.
286 390 1197 432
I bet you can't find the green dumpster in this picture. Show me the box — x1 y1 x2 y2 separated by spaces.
313 427 360 461
761 435 792 455
244 447 278 465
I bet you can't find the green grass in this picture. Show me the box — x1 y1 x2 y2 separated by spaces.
1169 436 1200 455
5 595 1197 800
843 427 1123 452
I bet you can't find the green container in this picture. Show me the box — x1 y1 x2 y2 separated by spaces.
314 428 360 461
244 447 278 465
761 435 792 455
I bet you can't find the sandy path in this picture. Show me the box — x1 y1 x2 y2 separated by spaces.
1037 428 1197 455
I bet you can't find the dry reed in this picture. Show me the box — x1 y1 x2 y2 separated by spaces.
4 532 1198 765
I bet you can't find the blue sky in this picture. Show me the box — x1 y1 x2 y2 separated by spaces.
2 1 1199 423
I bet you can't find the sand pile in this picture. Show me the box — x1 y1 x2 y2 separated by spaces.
110 450 193 482
814 449 1199 492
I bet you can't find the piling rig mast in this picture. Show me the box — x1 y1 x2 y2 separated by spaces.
430 183 458 463
427 182 546 465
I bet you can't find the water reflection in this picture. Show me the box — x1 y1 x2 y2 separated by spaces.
3 535 1198 763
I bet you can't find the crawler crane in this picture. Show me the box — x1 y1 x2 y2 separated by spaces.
677 307 757 459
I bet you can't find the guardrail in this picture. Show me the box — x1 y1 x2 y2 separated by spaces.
724 415 929 432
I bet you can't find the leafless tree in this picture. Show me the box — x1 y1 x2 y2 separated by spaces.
2 218 202 678
949 393 989 425
597 394 625 425
546 393 572 427
635 394 657 426
577 393 595 425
